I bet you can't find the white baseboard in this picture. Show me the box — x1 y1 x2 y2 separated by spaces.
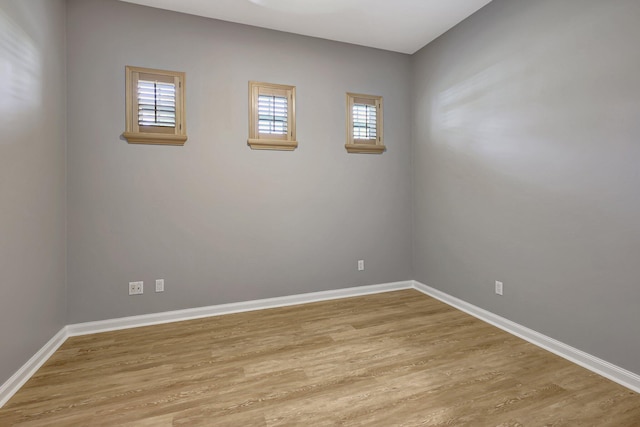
66 281 413 337
412 280 640 394
1 281 411 409
3 279 638 410
0 327 69 408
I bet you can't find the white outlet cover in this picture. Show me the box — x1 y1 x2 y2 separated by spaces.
129 281 143 295
495 280 503 296
155 279 164 292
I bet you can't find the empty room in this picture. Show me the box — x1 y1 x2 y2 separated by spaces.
1 0 639 425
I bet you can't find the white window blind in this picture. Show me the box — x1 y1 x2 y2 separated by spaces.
258 94 288 135
352 103 377 140
137 80 176 128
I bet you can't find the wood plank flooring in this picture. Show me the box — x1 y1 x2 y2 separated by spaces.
1 290 639 426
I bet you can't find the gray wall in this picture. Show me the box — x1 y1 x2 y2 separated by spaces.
0 0 67 385
6 0 638 391
66 0 413 323
412 0 640 374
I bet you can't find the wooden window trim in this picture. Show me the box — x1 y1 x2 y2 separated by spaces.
346 92 385 154
248 81 297 151
123 66 187 146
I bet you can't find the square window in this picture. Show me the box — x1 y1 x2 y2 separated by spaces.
248 81 297 151
123 66 187 145
346 93 385 154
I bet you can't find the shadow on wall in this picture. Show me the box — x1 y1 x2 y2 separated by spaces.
415 0 640 371
0 8 41 144
432 2 640 213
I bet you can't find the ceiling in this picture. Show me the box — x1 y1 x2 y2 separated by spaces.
119 0 492 54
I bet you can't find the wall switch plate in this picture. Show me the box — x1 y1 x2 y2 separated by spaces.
358 260 365 271
155 279 164 293
495 280 503 296
129 281 143 295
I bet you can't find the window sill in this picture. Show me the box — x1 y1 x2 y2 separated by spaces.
248 139 298 151
123 132 187 146
345 144 386 154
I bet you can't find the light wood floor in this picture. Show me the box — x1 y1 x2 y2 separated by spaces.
1 290 639 426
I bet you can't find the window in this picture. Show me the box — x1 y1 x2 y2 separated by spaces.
123 66 187 145
248 81 297 151
346 92 385 154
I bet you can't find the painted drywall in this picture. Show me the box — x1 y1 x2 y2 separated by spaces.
0 0 67 385
66 0 413 323
412 0 640 374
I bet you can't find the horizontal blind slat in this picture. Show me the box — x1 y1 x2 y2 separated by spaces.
137 79 177 128
352 103 377 140
257 94 288 135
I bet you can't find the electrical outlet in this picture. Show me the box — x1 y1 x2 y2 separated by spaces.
129 281 143 295
495 280 503 296
155 279 164 293
358 260 365 271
